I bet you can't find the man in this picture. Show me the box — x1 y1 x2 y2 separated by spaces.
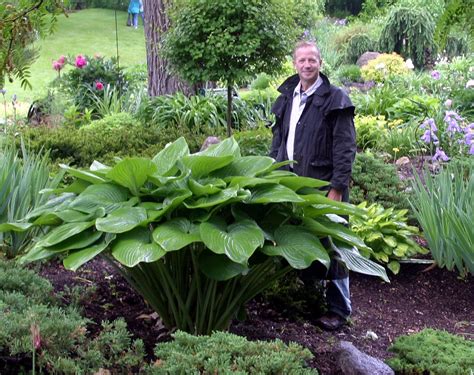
270 41 356 331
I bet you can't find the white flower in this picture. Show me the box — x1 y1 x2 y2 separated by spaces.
466 79 474 89
375 63 386 70
405 59 414 70
444 99 452 108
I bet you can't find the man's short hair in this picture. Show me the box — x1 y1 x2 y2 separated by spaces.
293 41 321 61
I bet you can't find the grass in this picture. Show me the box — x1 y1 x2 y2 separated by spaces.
2 8 146 115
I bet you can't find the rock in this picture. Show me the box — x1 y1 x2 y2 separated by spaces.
200 136 221 151
363 330 379 340
336 341 394 375
356 52 381 67
395 156 410 166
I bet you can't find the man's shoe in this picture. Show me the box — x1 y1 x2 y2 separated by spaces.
315 312 347 331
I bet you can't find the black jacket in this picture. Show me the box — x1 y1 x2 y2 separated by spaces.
270 73 356 194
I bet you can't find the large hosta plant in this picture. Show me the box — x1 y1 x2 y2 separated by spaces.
2 137 387 334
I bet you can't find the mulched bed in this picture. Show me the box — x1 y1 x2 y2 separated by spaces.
35 257 473 374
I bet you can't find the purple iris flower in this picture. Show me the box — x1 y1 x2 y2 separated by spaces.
470 143 474 155
431 70 440 80
421 129 439 145
432 147 449 162
421 118 437 132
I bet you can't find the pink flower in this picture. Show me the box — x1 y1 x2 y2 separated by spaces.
52 60 63 71
58 55 66 64
95 81 104 90
75 55 88 69
431 70 440 80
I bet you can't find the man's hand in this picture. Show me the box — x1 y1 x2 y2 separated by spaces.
327 188 342 202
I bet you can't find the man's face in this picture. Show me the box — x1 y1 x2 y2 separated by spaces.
293 46 322 87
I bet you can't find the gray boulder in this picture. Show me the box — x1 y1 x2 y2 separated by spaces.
356 52 381 67
336 341 394 375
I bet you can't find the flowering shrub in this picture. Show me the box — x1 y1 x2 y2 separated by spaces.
419 111 473 160
361 53 410 83
59 54 127 115
354 115 389 150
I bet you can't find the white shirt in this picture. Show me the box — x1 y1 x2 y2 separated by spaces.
286 76 323 165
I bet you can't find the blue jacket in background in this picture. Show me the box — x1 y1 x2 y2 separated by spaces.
128 0 142 14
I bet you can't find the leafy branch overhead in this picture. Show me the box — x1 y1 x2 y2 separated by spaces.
1 137 388 333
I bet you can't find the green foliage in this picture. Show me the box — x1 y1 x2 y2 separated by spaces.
386 94 440 123
82 112 137 130
354 114 389 150
82 0 128 10
16 123 204 168
350 152 411 211
350 202 427 274
336 65 362 84
0 140 62 258
443 32 470 60
240 87 279 125
361 53 410 83
234 126 273 156
0 0 65 89
387 328 474 374
409 160 474 277
344 34 378 64
5 138 387 334
250 73 272 90
59 55 127 114
379 6 436 68
149 330 317 374
384 121 424 159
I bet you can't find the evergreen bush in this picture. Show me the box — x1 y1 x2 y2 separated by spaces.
337 65 363 84
344 34 377 64
387 328 474 374
234 127 273 156
149 330 317 374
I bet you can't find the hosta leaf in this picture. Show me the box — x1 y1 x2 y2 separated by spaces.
152 137 190 175
188 177 226 196
303 217 371 252
227 176 271 188
153 217 201 251
96 207 147 233
0 222 33 232
112 228 165 267
180 155 234 178
25 193 76 220
387 261 401 274
258 161 293 176
71 184 129 214
198 137 240 158
302 194 366 216
46 230 103 252
184 186 240 209
247 184 304 204
212 156 274 179
60 164 106 184
43 179 90 195
20 244 57 263
200 218 264 264
365 232 383 242
331 239 389 282
261 225 329 269
106 158 157 195
33 213 63 226
199 251 249 281
38 221 95 247
269 176 329 191
63 234 115 271
383 236 398 248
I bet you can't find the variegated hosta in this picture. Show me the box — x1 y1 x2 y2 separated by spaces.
1 137 387 334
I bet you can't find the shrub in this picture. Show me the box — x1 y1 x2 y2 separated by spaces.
344 34 377 64
81 112 138 130
410 160 474 277
354 115 389 150
336 64 363 84
386 94 440 124
7 138 387 335
387 328 474 374
350 202 427 274
384 121 424 159
0 259 146 374
149 330 317 374
240 87 279 124
250 73 272 90
360 53 410 83
234 126 273 156
350 152 411 212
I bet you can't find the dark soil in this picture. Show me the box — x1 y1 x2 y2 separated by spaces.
35 257 473 374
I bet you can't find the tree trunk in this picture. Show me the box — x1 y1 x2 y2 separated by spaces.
143 0 194 96
226 84 233 137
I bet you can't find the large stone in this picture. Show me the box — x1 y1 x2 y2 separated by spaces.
336 341 394 375
356 52 381 67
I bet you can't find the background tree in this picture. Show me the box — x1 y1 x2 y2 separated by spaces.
142 0 194 96
163 0 299 136
0 0 65 89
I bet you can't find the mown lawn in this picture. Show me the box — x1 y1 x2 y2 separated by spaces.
3 8 146 112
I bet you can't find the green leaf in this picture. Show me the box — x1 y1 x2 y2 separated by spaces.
152 218 201 251
198 137 240 158
46 230 103 252
106 158 157 195
95 207 147 233
198 251 248 281
188 177 226 196
331 239 389 282
63 234 116 271
71 184 130 214
247 184 305 204
112 228 166 267
387 260 401 274
302 194 366 216
180 155 234 178
200 218 264 264
270 176 329 191
184 186 240 209
261 225 330 269
212 156 274 179
60 164 106 184
38 221 95 247
0 222 33 232
25 193 76 221
152 137 190 175
20 244 57 264
383 236 398 248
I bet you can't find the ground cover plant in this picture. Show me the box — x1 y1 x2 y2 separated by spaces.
3 137 387 335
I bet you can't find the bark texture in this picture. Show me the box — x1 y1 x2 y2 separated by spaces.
143 0 194 96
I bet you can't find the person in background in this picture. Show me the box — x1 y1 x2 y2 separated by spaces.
270 40 356 331
128 0 142 29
